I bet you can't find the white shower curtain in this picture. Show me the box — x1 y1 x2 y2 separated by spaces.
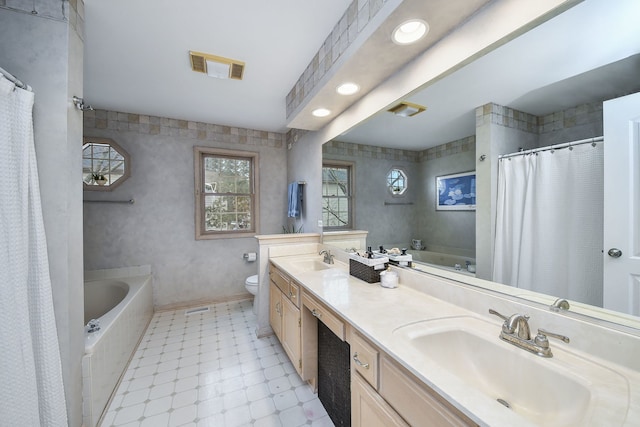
0 76 68 425
492 142 604 307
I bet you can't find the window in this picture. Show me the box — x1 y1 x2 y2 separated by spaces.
195 147 259 239
82 137 130 191
387 168 407 196
322 162 353 229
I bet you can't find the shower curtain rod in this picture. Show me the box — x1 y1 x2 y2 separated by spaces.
499 136 604 160
0 66 29 91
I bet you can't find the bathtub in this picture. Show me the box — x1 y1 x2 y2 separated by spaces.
82 267 154 427
407 249 476 276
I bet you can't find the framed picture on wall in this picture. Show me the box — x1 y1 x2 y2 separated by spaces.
436 171 476 211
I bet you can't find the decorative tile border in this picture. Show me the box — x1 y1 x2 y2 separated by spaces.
324 139 421 162
286 0 389 118
420 135 475 161
475 101 603 135
83 109 285 148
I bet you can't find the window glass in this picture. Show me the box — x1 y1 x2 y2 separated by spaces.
322 163 353 229
195 147 259 239
387 168 408 195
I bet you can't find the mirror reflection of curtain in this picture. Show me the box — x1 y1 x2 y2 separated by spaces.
0 76 68 425
492 142 604 307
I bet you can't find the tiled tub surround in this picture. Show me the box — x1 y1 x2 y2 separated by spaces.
269 246 640 426
83 267 154 427
101 299 332 427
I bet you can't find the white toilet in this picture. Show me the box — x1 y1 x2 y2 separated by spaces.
245 274 258 314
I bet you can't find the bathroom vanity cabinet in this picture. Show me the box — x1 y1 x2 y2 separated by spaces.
269 261 476 427
269 266 302 375
350 329 476 427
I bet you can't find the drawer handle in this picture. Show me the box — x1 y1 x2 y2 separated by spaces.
353 352 369 369
311 308 323 319
276 302 281 315
289 290 295 298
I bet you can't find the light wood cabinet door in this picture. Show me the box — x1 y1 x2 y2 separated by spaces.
281 294 302 375
269 282 282 340
379 356 477 427
352 372 409 427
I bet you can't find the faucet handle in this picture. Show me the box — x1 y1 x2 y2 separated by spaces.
488 308 508 321
537 328 570 344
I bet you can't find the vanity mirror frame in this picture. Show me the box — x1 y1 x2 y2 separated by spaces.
82 137 131 192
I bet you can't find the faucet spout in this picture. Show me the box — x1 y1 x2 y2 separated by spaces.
319 249 334 264
505 314 531 340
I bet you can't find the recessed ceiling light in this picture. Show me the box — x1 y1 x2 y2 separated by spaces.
392 19 429 45
336 82 360 96
312 108 331 117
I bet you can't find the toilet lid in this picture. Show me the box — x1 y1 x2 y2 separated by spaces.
247 274 258 285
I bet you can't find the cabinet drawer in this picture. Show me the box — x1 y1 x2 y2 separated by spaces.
379 356 477 427
270 265 290 294
351 331 379 390
302 292 345 340
288 281 300 307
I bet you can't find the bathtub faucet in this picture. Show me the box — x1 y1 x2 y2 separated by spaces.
87 319 101 333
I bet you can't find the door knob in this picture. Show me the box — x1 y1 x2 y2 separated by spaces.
608 248 623 258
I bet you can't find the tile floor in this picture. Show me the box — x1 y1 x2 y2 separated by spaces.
100 299 334 427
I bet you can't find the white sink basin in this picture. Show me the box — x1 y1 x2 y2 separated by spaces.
392 316 629 426
288 258 333 273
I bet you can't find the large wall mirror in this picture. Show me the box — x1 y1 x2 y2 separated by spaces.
82 137 130 191
322 1 640 330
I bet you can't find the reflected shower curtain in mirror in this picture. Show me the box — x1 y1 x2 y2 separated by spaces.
492 142 604 307
0 76 68 425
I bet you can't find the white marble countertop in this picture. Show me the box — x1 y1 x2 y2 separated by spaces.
269 253 640 427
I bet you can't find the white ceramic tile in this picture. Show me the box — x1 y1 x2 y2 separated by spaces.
223 404 252 427
144 394 172 417
273 389 299 411
279 404 309 426
250 397 277 420
101 300 335 427
253 414 284 427
112 402 145 425
172 388 198 409
168 404 197 426
197 396 224 419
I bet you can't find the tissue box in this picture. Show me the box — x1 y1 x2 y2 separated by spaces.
349 254 389 283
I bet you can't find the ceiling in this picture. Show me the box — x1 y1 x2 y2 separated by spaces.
83 0 352 133
338 0 640 150
83 0 494 134
83 0 640 142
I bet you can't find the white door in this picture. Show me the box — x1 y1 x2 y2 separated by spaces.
603 92 640 315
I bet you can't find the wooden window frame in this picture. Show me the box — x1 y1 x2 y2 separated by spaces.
322 161 354 230
194 146 260 239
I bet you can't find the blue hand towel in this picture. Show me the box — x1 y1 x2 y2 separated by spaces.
288 182 301 218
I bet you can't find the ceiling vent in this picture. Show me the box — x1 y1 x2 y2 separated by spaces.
387 101 426 117
189 51 245 80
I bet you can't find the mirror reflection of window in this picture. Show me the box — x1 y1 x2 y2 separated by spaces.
322 162 353 229
82 137 130 191
387 168 407 196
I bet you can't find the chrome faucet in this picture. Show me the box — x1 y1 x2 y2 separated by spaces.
489 309 569 358
319 249 334 264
